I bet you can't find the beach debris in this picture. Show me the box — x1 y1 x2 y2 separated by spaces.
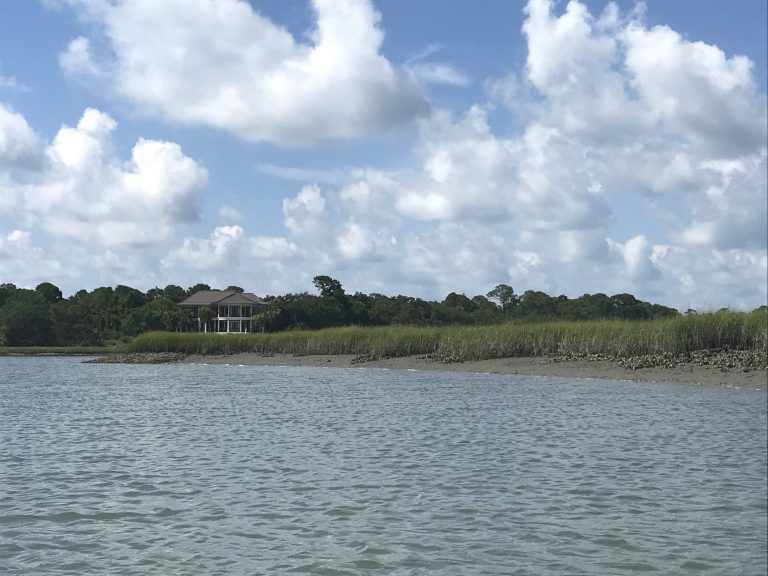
85 352 187 364
552 348 766 372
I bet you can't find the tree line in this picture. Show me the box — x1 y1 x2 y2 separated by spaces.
0 277 682 347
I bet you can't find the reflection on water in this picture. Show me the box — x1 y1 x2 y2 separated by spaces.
1 357 766 575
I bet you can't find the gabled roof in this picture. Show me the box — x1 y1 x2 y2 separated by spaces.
178 290 267 306
217 292 267 305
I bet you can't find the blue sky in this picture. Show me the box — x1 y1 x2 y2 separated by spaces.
0 0 766 310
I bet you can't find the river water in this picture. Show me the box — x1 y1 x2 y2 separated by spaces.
1 357 766 575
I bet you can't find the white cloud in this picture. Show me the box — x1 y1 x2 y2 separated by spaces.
58 0 429 146
282 184 328 237
249 237 299 260
608 235 662 282
0 75 25 92
0 104 42 169
218 205 244 222
408 63 470 87
256 163 349 185
3 0 765 310
164 225 245 271
624 22 765 155
0 229 64 287
59 36 102 81
3 107 207 247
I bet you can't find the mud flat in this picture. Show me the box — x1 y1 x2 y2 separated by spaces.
179 352 767 388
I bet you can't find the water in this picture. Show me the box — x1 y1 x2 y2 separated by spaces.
1 357 766 575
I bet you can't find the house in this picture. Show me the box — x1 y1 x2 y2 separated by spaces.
177 290 268 333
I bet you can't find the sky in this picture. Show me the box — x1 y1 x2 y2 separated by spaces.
0 0 766 311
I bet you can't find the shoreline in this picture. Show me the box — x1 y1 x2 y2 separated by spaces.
173 352 767 388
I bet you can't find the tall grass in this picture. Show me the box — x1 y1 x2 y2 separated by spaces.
129 309 767 362
0 346 122 355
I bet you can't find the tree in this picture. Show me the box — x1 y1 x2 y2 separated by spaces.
35 282 63 304
146 287 165 301
518 290 557 319
114 285 146 310
135 298 184 331
312 276 345 300
471 295 500 324
163 284 186 302
252 307 279 332
487 284 517 313
442 292 477 313
225 285 244 293
312 275 350 325
197 306 214 332
187 283 211 296
611 293 650 320
0 290 53 345
0 283 17 307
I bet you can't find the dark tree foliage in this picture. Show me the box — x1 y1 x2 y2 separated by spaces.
487 284 517 313
163 285 187 302
0 289 53 346
35 282 63 304
0 283 17 307
187 283 211 296
0 275 683 345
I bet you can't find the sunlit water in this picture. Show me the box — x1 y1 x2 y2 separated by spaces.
1 357 766 575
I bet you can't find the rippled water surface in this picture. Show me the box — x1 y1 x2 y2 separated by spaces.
1 357 766 575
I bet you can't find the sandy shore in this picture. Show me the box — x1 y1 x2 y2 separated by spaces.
180 353 767 388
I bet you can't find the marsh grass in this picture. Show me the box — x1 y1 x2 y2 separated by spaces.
129 309 767 363
0 346 123 356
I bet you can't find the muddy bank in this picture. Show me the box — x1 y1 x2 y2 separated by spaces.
85 352 187 364
84 349 766 387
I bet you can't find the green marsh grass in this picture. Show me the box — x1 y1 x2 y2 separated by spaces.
129 309 767 362
0 346 123 355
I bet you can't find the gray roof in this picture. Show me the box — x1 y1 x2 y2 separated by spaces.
178 290 267 306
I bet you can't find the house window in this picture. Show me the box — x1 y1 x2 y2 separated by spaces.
228 320 240 332
218 320 227 332
242 306 251 317
229 305 240 317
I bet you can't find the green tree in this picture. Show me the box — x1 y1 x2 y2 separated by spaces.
225 285 244 293
187 283 211 296
487 284 517 313
312 275 350 325
312 276 345 300
197 306 214 332
0 283 17 307
163 284 187 302
518 290 558 319
471 295 500 324
0 290 53 345
35 282 63 304
145 287 165 301
442 292 478 313
135 298 184 331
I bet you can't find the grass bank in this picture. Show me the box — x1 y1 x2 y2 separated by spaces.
129 310 767 363
0 345 123 356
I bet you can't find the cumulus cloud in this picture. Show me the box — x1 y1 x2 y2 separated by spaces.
164 225 245 271
59 36 102 82
2 107 207 247
4 0 764 309
218 205 244 223
0 104 43 170
0 229 64 287
57 0 428 145
167 0 761 308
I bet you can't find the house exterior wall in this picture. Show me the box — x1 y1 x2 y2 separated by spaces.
183 303 268 333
